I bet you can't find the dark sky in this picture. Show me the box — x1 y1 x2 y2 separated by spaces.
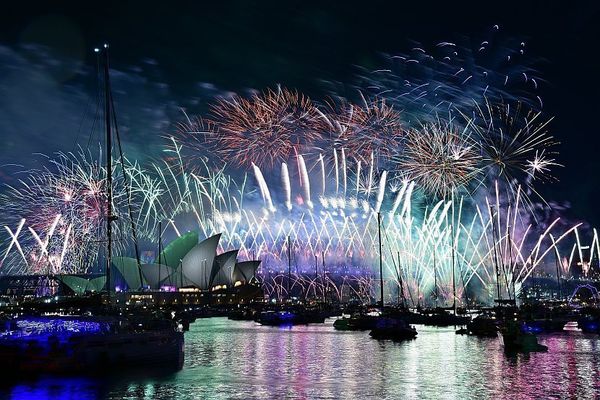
1 0 599 226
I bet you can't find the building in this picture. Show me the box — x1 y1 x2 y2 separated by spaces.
58 231 263 306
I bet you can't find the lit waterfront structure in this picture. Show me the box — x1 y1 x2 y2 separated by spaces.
110 232 260 292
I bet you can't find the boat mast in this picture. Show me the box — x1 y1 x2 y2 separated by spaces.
460 260 470 307
102 44 113 299
433 246 438 308
508 226 515 302
314 254 318 300
158 221 162 288
378 212 384 310
554 244 562 300
447 193 457 313
417 283 420 309
396 252 400 306
287 235 291 301
397 251 405 308
451 219 456 314
489 204 501 302
180 261 184 288
322 251 326 305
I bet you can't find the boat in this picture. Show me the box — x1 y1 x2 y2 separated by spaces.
335 214 419 336
333 312 381 331
577 315 600 333
334 306 425 331
522 318 567 334
256 310 299 326
464 314 498 337
255 306 326 326
0 45 185 375
500 320 548 353
419 307 470 326
369 317 418 341
332 317 352 330
0 315 184 375
228 306 259 321
519 302 569 333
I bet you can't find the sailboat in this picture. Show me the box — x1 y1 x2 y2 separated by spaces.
419 225 470 327
482 205 546 351
333 213 383 331
333 213 417 339
255 236 327 326
368 213 418 340
0 44 184 375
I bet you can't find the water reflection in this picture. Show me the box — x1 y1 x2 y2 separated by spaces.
7 377 103 400
2 318 600 399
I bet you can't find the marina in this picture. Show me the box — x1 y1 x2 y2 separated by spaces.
3 317 600 399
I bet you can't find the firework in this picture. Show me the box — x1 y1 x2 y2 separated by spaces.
0 144 581 305
166 115 220 171
357 25 543 119
465 100 559 205
0 150 112 273
0 148 166 274
393 118 482 198
211 87 322 169
115 146 578 305
316 97 404 166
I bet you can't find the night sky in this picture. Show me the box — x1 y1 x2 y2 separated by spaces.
1 1 599 226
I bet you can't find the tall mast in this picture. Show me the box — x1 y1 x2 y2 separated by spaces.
322 251 326 304
397 251 405 308
508 226 515 301
554 244 562 300
396 252 400 306
180 260 184 288
451 221 456 314
287 235 291 301
314 254 318 300
433 246 438 308
449 194 456 313
102 44 113 298
489 204 501 301
158 221 162 288
378 212 384 310
460 260 470 307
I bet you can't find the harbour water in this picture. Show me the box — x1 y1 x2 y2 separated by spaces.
3 317 600 399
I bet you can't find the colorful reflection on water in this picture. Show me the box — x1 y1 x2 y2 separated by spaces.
3 318 600 399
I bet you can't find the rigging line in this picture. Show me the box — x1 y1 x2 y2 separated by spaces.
86 52 103 153
109 77 143 287
382 227 401 303
382 216 416 307
71 69 97 154
459 260 471 307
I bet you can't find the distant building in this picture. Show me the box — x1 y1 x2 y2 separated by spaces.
57 231 263 305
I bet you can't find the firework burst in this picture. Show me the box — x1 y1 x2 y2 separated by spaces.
0 150 115 273
357 25 543 119
465 100 559 204
318 97 404 166
0 148 161 274
211 87 322 169
165 114 220 171
393 118 482 198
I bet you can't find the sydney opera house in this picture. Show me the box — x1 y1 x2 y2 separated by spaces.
58 232 262 305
